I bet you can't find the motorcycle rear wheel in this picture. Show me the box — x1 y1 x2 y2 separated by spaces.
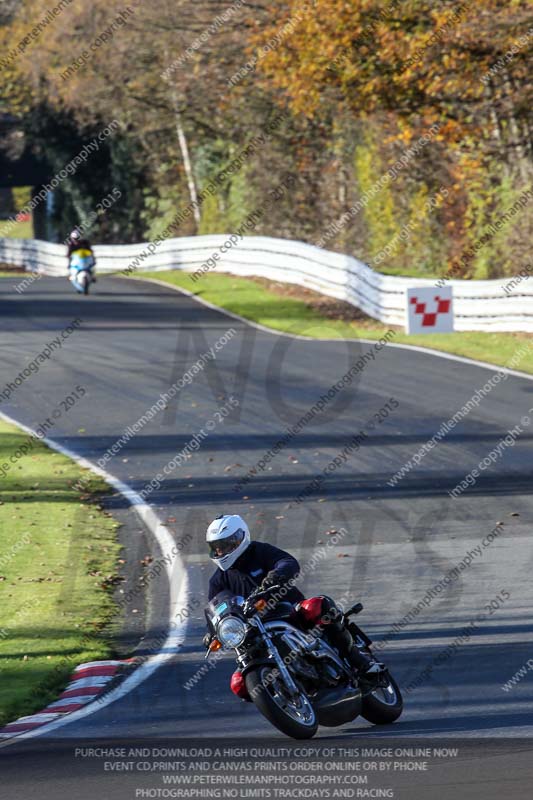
360 672 403 724
245 666 318 739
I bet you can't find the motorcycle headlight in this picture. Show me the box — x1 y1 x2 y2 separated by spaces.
217 617 247 648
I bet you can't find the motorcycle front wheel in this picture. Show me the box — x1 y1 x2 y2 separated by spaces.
245 666 318 739
360 672 403 724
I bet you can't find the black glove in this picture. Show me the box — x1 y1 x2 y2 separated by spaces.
260 570 282 591
202 632 212 649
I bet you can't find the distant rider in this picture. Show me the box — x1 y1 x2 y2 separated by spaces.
67 229 96 282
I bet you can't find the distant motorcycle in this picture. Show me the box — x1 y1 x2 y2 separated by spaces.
69 249 95 295
204 586 403 739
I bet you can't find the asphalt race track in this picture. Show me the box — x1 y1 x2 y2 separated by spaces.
1 274 533 797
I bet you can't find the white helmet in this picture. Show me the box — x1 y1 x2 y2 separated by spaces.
206 514 250 571
70 229 81 241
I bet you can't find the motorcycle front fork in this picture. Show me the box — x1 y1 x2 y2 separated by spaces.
253 617 300 699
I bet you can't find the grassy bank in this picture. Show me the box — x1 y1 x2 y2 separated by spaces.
130 271 533 375
0 219 33 239
0 418 121 727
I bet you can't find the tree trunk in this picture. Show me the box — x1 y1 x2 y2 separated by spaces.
502 69 528 180
173 98 201 228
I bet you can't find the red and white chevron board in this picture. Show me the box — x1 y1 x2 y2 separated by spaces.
0 659 135 739
406 286 454 334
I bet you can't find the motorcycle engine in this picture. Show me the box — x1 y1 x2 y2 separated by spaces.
319 662 343 686
291 655 319 681
278 632 319 682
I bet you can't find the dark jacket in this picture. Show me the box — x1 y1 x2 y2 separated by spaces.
208 541 304 604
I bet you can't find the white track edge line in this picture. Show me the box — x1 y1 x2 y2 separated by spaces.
0 409 190 748
126 274 533 383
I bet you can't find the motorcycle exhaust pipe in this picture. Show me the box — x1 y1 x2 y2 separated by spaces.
312 686 362 727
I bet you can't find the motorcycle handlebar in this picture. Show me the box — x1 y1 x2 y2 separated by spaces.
243 584 282 615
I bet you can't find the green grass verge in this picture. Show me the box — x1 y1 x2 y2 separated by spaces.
0 419 122 727
0 219 33 239
130 271 533 375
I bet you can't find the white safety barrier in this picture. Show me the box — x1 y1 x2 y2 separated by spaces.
1 235 532 332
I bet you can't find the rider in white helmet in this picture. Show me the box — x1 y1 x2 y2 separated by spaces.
206 514 304 603
67 228 96 282
205 514 385 682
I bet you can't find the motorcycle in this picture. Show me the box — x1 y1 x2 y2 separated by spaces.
69 249 95 295
204 586 403 739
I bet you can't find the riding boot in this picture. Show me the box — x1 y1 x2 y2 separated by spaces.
325 621 374 671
